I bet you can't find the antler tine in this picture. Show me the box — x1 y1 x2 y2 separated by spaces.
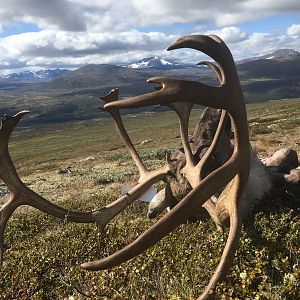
193 61 227 182
103 76 226 111
0 112 27 263
197 61 224 85
0 111 29 192
92 89 172 228
0 111 29 139
166 102 195 169
182 61 227 187
99 88 148 179
198 174 246 299
168 35 236 85
184 110 229 188
0 112 105 225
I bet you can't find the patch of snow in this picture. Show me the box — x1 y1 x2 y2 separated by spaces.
128 56 175 69
160 58 172 65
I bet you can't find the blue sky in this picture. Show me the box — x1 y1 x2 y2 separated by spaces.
0 0 299 73
0 22 40 38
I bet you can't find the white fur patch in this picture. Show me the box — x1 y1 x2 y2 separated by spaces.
240 154 272 218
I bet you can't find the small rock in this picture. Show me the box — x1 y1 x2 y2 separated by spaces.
141 139 153 145
58 166 72 174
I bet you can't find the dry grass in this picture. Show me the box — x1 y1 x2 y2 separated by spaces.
0 98 299 299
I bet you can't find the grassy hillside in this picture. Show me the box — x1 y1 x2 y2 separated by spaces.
0 99 299 299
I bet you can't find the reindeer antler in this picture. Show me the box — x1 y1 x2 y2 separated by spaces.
1 34 250 299
0 112 109 265
81 35 251 299
0 91 172 264
0 91 172 263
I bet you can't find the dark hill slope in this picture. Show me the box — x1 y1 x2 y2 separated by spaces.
238 56 300 79
236 56 300 101
48 64 152 89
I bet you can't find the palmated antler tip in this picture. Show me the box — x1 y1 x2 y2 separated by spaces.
147 77 165 85
147 77 166 91
167 34 210 51
197 61 208 66
166 35 192 51
0 110 29 133
99 88 119 103
9 110 30 119
167 41 181 51
208 34 223 44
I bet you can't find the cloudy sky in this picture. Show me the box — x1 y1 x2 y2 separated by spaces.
0 0 299 73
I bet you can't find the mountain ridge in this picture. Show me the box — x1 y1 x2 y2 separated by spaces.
0 48 299 125
1 68 70 81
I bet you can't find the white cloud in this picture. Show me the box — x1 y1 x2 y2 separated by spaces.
0 0 87 31
0 29 176 70
202 27 248 44
0 60 9 66
0 1 300 32
226 32 300 60
0 1 300 72
287 24 300 36
1 25 300 72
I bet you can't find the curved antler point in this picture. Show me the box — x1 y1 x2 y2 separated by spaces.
99 88 119 103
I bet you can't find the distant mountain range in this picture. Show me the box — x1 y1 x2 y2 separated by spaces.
1 48 299 81
1 68 69 81
236 49 300 64
0 48 299 125
44 48 300 98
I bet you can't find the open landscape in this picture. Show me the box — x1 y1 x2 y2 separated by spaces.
1 47 300 126
0 98 299 299
1 2 300 299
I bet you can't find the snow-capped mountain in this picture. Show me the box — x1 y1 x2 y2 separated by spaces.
237 49 300 64
2 69 70 81
261 49 300 60
127 56 179 70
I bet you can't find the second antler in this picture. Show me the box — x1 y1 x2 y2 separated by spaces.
81 35 251 299
1 34 251 299
0 91 172 265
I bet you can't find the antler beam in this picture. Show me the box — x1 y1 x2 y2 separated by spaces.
81 35 251 299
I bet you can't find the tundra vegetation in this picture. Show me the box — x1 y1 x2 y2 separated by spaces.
0 98 299 299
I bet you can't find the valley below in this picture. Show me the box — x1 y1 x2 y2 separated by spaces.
1 49 300 126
